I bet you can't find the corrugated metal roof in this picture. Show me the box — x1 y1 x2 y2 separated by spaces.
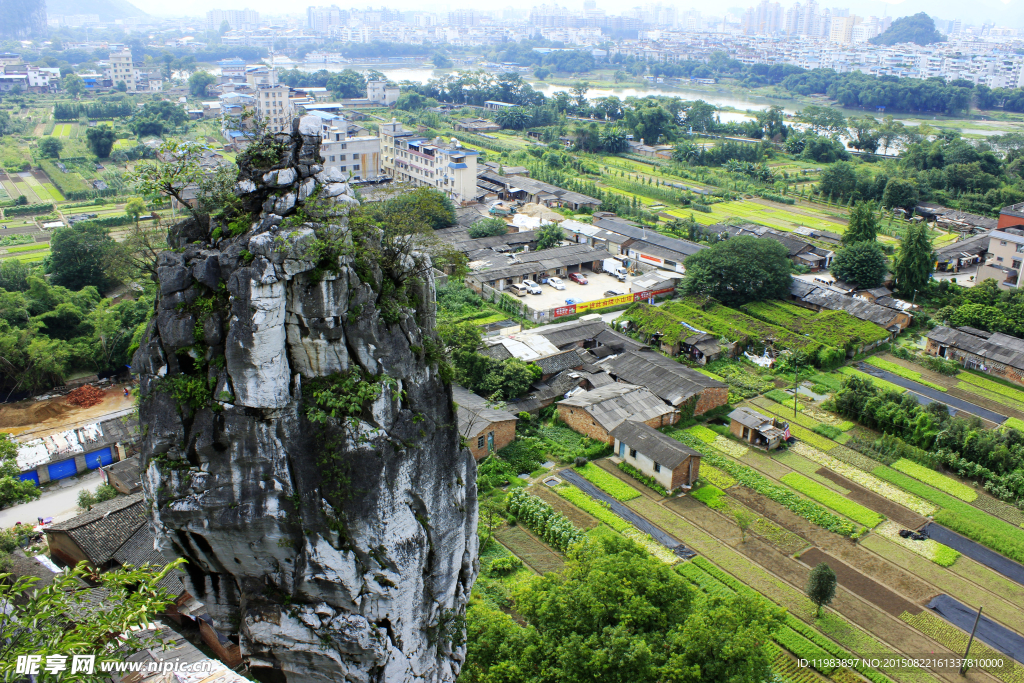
557 383 675 431
600 351 726 406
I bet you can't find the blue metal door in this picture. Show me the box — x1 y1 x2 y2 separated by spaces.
85 447 113 470
19 471 39 487
47 458 77 481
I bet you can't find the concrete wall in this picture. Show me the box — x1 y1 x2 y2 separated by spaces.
467 419 517 461
615 439 700 490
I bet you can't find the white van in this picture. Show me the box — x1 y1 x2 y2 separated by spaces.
509 283 529 296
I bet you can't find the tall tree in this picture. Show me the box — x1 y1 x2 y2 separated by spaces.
807 562 837 617
85 126 117 158
830 242 888 289
882 178 919 213
0 434 40 508
842 201 879 245
681 236 792 306
893 222 934 296
188 70 216 97
535 223 564 250
38 137 63 158
61 73 84 97
49 223 114 291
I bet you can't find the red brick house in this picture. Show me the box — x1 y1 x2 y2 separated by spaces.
557 383 678 444
453 384 519 460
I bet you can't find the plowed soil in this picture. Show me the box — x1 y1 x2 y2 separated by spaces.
815 467 927 529
800 547 924 617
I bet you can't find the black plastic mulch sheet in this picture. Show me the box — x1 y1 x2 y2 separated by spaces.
924 523 1024 587
927 594 1024 663
560 468 697 559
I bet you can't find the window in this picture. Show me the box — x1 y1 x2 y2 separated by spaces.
1018 244 1024 253
664 260 677 269
1001 241 1008 246
653 462 661 473
477 435 485 449
339 154 347 161
1015 259 1023 270
354 165 360 171
329 156 335 162
340 166 346 171
629 448 637 458
998 257 1005 262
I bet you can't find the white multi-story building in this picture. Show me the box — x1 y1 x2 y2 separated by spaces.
255 83 293 134
106 49 137 91
366 80 400 106
312 113 382 181
380 121 480 204
207 8 260 32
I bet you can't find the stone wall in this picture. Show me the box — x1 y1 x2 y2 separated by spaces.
693 387 729 416
135 116 478 683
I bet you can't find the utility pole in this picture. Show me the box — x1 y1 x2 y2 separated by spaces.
959 605 983 676
793 362 800 418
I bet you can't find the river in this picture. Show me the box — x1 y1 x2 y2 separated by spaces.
278 64 793 120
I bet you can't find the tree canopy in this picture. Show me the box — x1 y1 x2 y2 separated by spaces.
463 534 785 683
830 242 888 289
467 218 508 239
893 222 934 295
869 13 946 46
681 236 792 306
842 202 879 245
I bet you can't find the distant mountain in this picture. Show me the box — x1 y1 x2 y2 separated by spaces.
46 0 148 21
869 12 946 46
0 0 46 39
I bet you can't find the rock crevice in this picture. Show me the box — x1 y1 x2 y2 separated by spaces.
135 116 478 683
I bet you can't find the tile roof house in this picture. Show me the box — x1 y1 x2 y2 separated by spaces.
610 420 702 492
791 281 911 332
44 493 146 569
533 349 585 380
925 326 1024 386
557 383 678 444
453 385 519 460
599 350 728 415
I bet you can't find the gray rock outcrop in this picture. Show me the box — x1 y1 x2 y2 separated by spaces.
134 116 478 683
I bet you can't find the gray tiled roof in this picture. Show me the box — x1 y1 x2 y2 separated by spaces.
534 349 585 375
609 420 700 470
729 406 772 430
600 351 726 407
557 383 675 431
934 231 991 260
46 493 146 566
452 385 519 438
535 320 607 348
798 288 902 327
112 525 186 596
927 326 1024 370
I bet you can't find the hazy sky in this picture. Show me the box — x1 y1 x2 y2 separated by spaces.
122 0 1017 24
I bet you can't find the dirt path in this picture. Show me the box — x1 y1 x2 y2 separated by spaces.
799 547 924 617
0 385 134 438
815 467 927 529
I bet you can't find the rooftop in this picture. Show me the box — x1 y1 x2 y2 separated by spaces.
46 493 146 566
928 326 1024 369
609 420 701 470
557 383 676 431
600 350 726 406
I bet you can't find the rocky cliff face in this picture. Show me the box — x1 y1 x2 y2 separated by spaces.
134 116 478 683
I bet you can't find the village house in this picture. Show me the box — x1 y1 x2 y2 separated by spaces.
976 228 1024 290
465 243 613 292
933 231 990 272
610 420 702 492
475 171 601 211
599 350 729 415
44 493 146 569
454 117 500 134
101 456 142 494
557 383 678 444
925 326 1024 387
790 280 912 333
729 407 789 451
17 414 138 487
453 385 519 460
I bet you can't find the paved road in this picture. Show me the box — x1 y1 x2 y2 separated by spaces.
857 363 1007 424
560 469 697 558
0 472 103 527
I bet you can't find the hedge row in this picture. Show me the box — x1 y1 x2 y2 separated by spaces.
4 202 54 217
75 214 134 229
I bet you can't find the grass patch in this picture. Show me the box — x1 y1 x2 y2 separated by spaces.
689 425 719 443
617 461 670 496
789 423 838 452
766 388 794 404
813 423 843 440
865 357 947 391
574 461 640 501
873 466 1024 565
699 463 736 489
899 611 1024 683
890 459 977 502
781 472 885 527
1003 416 1024 432
493 526 565 574
5 242 48 253
554 485 630 532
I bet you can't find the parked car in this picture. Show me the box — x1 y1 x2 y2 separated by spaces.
509 283 529 296
522 279 542 294
604 289 625 297
548 277 566 290
569 272 588 285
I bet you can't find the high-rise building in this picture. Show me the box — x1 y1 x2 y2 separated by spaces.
583 0 596 9
207 8 260 32
742 0 783 34
307 6 347 33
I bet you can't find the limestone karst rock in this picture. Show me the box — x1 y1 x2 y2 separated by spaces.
133 116 478 682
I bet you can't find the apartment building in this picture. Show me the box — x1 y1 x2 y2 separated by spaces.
315 113 381 181
366 80 399 106
255 84 293 134
380 121 479 204
206 8 260 32
977 228 1024 290
107 49 137 92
